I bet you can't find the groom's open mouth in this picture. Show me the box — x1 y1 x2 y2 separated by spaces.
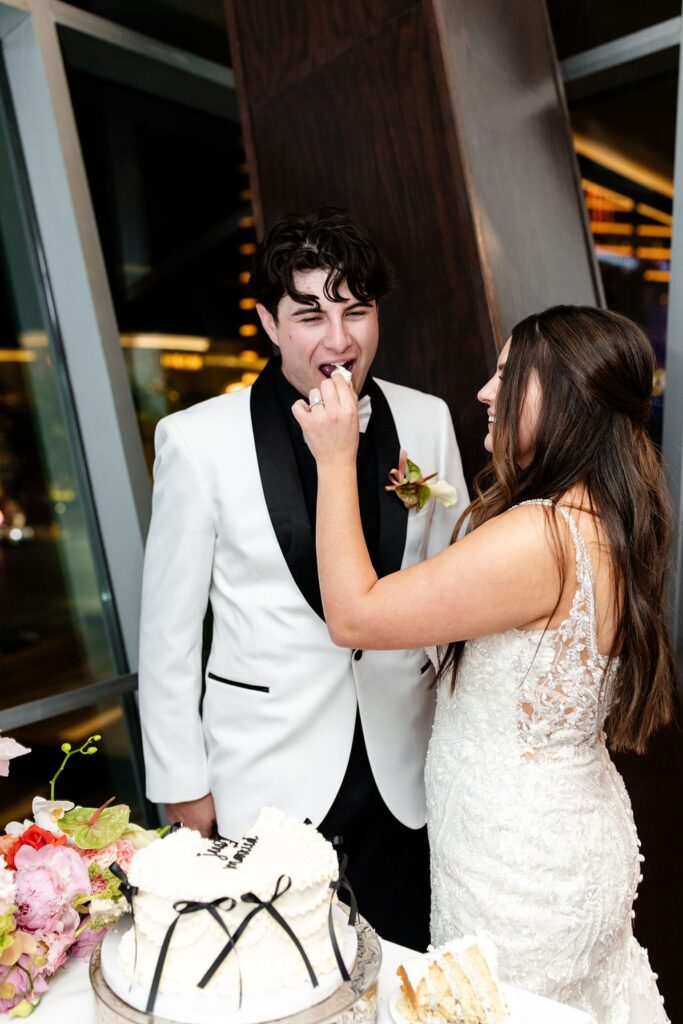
319 360 355 379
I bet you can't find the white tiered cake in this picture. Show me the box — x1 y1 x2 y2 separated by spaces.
101 808 357 1024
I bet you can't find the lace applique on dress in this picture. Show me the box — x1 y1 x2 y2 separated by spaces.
514 501 617 761
425 499 669 1023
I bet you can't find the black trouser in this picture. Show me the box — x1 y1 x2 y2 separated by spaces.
318 713 431 952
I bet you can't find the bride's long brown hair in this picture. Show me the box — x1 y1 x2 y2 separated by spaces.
438 305 676 753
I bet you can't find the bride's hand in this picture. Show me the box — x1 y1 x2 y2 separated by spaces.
291 375 359 467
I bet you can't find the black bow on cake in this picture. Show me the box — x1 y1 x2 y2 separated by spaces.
124 860 358 1014
146 896 239 1014
327 838 358 982
198 874 318 990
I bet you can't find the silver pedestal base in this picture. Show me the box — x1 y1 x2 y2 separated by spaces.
90 915 382 1024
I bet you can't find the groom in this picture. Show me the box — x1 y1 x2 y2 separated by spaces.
138 208 467 948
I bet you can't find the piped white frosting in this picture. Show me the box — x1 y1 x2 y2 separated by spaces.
117 808 345 1000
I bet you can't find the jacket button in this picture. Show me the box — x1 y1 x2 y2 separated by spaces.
353 649 363 661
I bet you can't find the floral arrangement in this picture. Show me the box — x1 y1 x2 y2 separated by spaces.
0 730 157 1017
386 449 458 511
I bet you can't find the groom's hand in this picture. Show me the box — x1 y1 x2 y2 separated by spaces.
165 793 216 837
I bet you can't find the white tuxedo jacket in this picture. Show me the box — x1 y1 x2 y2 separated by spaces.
138 360 468 837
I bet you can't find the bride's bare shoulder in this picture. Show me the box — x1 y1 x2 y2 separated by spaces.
451 501 564 588
456 500 574 582
465 500 558 546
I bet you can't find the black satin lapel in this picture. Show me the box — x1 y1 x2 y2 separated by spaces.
250 361 325 620
367 379 409 578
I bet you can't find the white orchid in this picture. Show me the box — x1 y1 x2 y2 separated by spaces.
4 819 32 837
32 796 75 835
4 798 75 838
0 734 30 777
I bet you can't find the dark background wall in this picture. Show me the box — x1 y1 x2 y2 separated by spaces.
224 0 601 482
225 0 497 484
432 0 604 336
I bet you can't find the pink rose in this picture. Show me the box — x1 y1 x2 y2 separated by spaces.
90 874 108 895
14 844 90 934
80 839 135 874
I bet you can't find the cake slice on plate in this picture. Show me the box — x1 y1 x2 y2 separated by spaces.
396 937 508 1024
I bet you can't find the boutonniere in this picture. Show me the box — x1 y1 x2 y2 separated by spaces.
385 449 458 511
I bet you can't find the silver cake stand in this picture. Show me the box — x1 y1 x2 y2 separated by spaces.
90 915 382 1024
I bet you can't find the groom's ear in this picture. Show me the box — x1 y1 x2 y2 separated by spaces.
256 303 279 348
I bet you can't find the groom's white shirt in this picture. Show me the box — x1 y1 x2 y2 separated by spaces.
138 367 468 837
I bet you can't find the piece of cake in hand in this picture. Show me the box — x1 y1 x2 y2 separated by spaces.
331 363 353 385
396 937 508 1024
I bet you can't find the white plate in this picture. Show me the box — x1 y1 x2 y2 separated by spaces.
101 907 357 1024
388 984 595 1024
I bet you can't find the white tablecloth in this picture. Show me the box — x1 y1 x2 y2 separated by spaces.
30 941 593 1024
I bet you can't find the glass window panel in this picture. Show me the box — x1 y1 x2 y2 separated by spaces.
0 698 145 828
61 50 269 470
560 50 678 445
0 78 120 712
547 0 681 60
62 0 230 66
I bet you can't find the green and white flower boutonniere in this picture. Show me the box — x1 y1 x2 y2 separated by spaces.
385 449 458 511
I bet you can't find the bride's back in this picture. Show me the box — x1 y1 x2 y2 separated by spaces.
517 489 618 659
441 305 675 756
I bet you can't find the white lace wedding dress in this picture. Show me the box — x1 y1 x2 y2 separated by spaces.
425 501 669 1023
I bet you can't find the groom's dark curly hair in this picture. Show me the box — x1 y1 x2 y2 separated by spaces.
250 208 396 319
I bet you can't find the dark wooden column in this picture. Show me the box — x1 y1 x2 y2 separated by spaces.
223 0 599 484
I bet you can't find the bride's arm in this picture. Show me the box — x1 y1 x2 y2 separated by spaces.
293 376 562 651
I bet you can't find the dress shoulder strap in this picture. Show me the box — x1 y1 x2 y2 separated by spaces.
510 499 600 657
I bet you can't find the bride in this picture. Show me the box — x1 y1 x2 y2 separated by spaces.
292 304 674 1023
